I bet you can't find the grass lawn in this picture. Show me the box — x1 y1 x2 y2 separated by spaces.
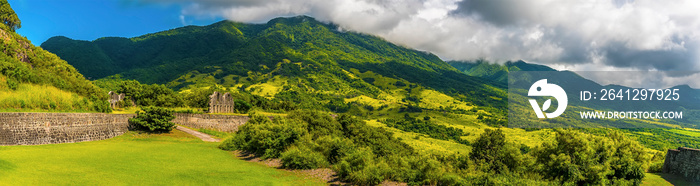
642 173 700 186
0 130 324 185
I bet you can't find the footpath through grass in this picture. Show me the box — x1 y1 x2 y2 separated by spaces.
0 130 324 185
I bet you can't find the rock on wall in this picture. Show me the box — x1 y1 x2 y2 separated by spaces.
172 113 249 132
0 113 134 145
663 147 700 182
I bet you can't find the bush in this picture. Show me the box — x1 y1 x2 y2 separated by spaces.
315 135 355 164
234 99 252 113
90 97 112 113
533 129 649 185
128 106 175 132
117 80 183 107
337 114 413 157
383 116 468 145
469 128 523 174
219 114 307 159
289 110 343 138
280 145 329 169
335 147 386 185
648 161 664 173
6 77 17 90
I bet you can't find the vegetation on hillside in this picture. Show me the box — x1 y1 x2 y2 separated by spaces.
219 110 654 185
0 0 20 32
0 1 109 112
43 16 506 110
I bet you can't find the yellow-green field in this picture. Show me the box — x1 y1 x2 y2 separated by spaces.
0 76 97 112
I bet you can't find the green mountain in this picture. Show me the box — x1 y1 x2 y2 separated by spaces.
35 15 700 184
0 19 108 112
42 16 506 110
447 60 562 83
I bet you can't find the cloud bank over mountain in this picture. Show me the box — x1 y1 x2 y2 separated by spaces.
135 0 700 72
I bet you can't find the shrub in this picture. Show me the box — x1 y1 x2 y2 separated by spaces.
90 97 112 113
128 106 175 132
6 77 17 90
289 110 343 138
219 114 307 159
117 80 183 107
648 161 664 173
335 147 386 185
347 161 388 185
469 128 523 174
315 135 355 164
234 99 252 113
337 114 413 157
280 145 329 169
533 129 649 185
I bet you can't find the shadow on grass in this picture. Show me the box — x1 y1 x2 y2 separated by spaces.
656 173 700 186
233 150 348 185
0 159 17 175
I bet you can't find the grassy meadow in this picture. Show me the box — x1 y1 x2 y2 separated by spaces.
0 130 324 185
0 75 99 113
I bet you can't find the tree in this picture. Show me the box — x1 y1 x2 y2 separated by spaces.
0 0 21 31
128 107 176 132
533 129 648 185
469 128 523 174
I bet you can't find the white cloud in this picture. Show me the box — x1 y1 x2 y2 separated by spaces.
136 0 700 72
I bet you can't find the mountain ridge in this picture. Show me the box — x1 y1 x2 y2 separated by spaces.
42 16 507 111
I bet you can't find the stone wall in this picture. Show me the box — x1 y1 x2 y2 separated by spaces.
0 113 134 145
1 112 251 146
663 147 700 182
172 113 249 132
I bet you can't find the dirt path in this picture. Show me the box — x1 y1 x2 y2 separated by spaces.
175 126 220 142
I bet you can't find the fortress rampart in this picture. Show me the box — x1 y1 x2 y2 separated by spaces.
0 113 134 145
663 147 700 182
172 113 249 132
1 112 251 146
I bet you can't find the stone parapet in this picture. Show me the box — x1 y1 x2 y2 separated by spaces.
0 113 134 145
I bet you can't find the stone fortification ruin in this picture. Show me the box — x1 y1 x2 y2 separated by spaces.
108 91 126 108
0 113 133 145
172 113 249 132
663 147 700 182
209 91 234 113
1 112 252 146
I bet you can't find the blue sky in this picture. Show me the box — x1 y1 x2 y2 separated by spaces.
9 0 223 45
7 0 700 79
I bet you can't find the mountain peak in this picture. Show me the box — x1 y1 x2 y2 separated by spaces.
507 60 556 71
267 15 321 25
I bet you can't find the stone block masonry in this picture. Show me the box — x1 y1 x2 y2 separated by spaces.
0 113 135 145
172 113 249 132
663 147 700 182
1 113 251 146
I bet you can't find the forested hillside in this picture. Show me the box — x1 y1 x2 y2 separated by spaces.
43 16 506 110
